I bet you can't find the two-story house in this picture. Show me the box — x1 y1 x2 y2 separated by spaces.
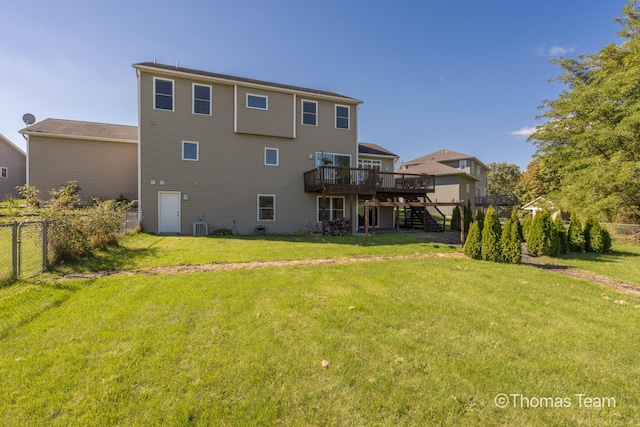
400 149 488 216
134 62 433 235
0 134 26 198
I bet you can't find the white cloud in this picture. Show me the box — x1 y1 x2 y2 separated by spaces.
534 44 577 57
508 126 537 138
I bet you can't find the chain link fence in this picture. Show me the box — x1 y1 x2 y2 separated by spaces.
1 211 140 284
601 223 640 242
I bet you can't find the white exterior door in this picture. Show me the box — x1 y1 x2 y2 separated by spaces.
158 191 181 234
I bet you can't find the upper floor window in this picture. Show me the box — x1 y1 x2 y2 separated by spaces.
154 77 174 111
1 167 7 178
182 141 199 161
335 105 350 129
258 194 276 221
459 159 468 169
193 84 211 115
358 159 381 171
302 100 317 126
247 94 268 110
265 148 279 166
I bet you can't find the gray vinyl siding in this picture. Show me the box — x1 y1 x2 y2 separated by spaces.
27 136 137 201
0 140 26 197
138 70 359 234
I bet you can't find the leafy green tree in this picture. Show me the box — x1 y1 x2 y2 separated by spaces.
526 210 558 257
528 1 640 223
481 206 502 262
464 222 482 259
568 213 586 252
451 206 461 232
487 162 522 198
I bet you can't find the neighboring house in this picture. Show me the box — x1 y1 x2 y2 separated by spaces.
133 62 433 235
19 119 138 202
400 149 488 216
521 196 569 221
0 133 26 198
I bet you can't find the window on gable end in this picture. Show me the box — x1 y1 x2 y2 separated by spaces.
193 83 211 115
302 100 317 126
335 105 350 129
154 77 174 111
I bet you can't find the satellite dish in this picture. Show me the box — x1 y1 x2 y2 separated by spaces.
22 113 36 126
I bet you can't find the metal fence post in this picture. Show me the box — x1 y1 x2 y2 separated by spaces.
42 219 48 272
11 220 18 280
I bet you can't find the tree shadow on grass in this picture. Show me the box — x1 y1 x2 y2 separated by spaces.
56 244 160 273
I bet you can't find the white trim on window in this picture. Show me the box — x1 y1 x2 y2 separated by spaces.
301 99 318 126
182 141 199 161
247 93 268 110
153 77 174 111
335 104 350 130
192 83 212 115
264 148 279 166
257 194 276 221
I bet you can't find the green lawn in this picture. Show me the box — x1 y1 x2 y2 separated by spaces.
0 234 639 426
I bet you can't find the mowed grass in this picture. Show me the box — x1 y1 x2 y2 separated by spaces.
55 232 462 273
0 235 639 425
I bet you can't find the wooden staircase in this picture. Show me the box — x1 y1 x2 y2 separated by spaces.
403 207 443 232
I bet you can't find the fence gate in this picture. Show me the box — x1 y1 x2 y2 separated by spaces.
17 221 47 279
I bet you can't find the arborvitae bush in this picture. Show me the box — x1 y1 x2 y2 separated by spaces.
510 208 524 242
464 199 473 233
554 215 569 254
526 210 558 256
464 222 482 259
522 215 533 241
451 206 461 232
583 217 594 252
568 213 585 252
584 217 612 253
475 210 485 232
501 219 522 263
481 206 502 262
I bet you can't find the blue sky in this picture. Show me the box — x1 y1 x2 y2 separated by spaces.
0 0 629 169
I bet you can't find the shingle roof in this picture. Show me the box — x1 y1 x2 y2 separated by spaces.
402 149 488 170
358 143 398 157
133 62 361 103
20 118 138 142
402 160 479 181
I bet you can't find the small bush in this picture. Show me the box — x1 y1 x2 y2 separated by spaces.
554 216 569 255
16 184 41 208
567 213 585 252
526 210 558 257
584 217 612 253
501 219 522 263
481 206 502 262
464 222 482 259
464 200 473 233
451 206 461 232
475 210 485 232
522 215 533 241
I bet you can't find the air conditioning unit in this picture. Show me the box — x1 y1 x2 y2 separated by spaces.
193 222 208 236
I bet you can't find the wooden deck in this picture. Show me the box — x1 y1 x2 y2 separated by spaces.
304 167 435 196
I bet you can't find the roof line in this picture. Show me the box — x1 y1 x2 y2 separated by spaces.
133 62 363 104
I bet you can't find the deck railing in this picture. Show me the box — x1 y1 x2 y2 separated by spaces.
304 167 434 195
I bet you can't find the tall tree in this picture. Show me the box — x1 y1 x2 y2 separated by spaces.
486 162 521 198
528 0 640 222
